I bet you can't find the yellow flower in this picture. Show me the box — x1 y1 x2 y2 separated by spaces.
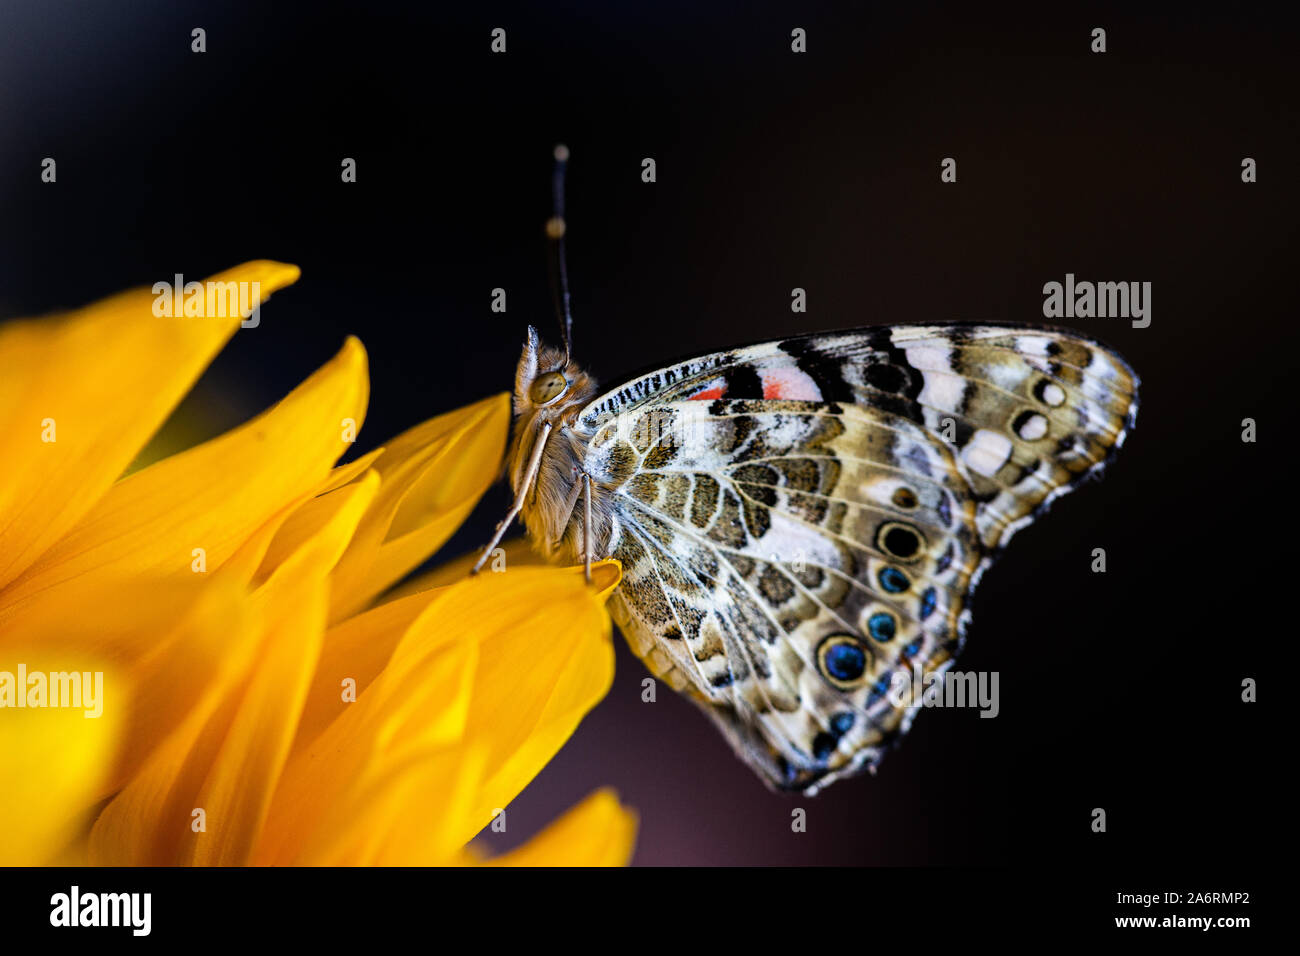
0 261 635 866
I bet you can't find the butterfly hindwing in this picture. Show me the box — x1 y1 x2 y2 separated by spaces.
575 324 1138 792
591 399 981 790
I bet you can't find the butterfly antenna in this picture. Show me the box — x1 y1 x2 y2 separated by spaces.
546 143 574 365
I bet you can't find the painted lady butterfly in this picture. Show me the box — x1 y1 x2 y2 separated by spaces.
474 148 1139 794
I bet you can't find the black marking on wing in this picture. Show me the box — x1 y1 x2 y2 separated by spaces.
722 363 764 399
858 328 927 426
777 338 858 404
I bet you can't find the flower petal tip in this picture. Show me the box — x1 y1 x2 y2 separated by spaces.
214 260 302 297
338 335 368 364
588 559 622 601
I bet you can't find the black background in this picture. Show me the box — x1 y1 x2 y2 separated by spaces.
1 1 1288 867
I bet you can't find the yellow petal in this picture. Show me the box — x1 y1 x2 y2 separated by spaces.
479 789 637 866
293 581 450 755
317 447 385 495
384 536 541 600
389 541 622 604
296 541 565 752
301 539 540 741
87 474 375 865
463 566 619 836
0 574 255 801
259 562 619 864
326 393 509 621
411 563 620 847
252 471 382 587
0 261 300 591
181 584 325 866
0 649 124 865
256 649 481 865
0 336 369 625
352 746 488 866
85 618 260 865
184 476 377 866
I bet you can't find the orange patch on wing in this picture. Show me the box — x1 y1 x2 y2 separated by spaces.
688 385 725 401
759 366 822 402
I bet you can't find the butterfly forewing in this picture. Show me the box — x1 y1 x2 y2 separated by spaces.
573 324 1137 793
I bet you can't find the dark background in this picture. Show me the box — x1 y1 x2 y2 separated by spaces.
0 1 1289 866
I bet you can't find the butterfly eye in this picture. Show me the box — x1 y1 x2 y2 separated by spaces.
529 371 569 405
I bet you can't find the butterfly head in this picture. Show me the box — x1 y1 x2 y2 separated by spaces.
504 324 601 546
513 325 597 420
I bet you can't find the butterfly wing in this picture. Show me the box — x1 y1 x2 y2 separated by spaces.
577 325 1138 793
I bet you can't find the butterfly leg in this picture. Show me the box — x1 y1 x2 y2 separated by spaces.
470 421 553 575
550 474 584 551
583 473 593 583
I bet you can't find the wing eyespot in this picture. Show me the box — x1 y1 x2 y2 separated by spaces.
865 611 898 643
919 587 938 620
1012 408 1050 442
891 486 919 510
877 521 926 562
877 566 911 594
1033 378 1067 407
816 634 872 690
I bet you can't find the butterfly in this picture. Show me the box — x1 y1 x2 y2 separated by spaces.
473 147 1140 794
